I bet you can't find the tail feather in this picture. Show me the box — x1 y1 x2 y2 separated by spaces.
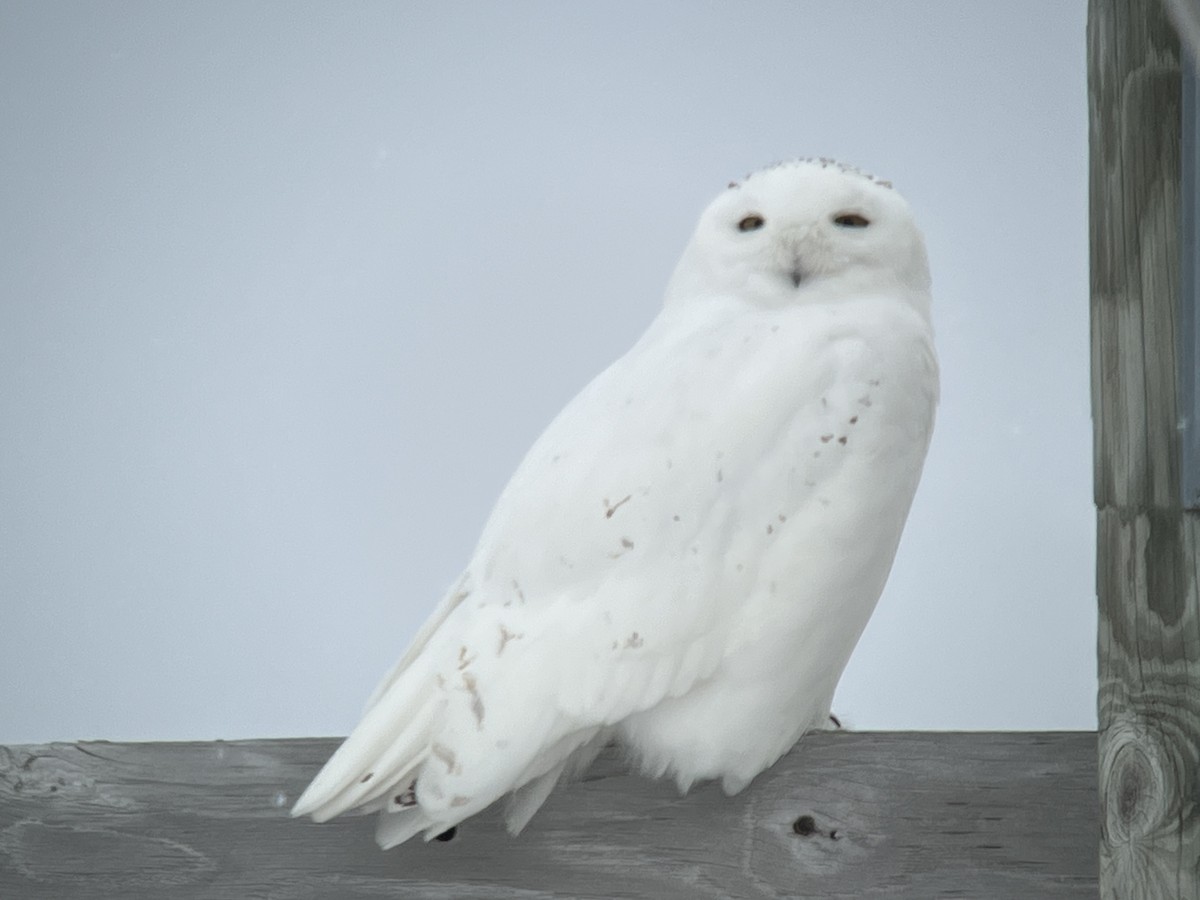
504 760 567 835
307 746 427 824
504 729 610 835
292 666 439 822
376 807 436 849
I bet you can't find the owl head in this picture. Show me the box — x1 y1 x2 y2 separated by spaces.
665 159 931 316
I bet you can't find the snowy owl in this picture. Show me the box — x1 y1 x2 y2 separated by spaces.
293 158 938 848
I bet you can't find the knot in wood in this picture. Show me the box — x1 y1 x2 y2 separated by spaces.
1101 729 1171 843
0 747 93 801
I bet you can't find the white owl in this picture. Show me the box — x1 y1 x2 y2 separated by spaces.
293 158 938 847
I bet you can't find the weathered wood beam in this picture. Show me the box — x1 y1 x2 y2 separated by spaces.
1090 0 1200 896
0 733 1095 898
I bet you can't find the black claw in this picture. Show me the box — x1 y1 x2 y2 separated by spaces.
434 826 457 842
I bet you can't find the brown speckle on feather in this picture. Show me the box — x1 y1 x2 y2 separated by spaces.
603 495 632 519
497 624 522 655
461 672 485 727
432 743 459 774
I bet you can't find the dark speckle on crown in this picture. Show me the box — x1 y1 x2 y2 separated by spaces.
726 158 894 191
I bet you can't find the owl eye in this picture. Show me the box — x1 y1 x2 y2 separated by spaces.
737 214 765 232
833 212 870 228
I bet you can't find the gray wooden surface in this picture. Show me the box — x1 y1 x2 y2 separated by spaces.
0 732 1095 898
1184 47 1200 510
1090 0 1200 897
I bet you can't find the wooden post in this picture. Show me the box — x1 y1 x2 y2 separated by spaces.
1090 0 1200 896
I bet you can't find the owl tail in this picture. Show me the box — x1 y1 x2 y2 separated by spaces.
503 729 610 835
291 659 442 825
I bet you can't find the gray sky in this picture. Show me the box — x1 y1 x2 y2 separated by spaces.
1 1 1093 743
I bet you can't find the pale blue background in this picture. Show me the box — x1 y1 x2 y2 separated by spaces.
1 1 1093 742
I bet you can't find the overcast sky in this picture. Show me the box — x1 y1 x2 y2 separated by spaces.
1 1 1093 743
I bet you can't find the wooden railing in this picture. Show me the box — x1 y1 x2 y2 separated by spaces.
0 732 1095 898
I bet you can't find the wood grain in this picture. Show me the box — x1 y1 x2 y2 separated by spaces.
0 733 1095 898
1090 0 1200 896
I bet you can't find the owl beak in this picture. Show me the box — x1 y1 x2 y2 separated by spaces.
779 232 807 286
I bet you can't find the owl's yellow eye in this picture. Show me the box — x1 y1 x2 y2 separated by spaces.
833 213 870 228
737 215 765 232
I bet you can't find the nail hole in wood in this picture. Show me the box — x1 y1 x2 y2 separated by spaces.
792 815 817 836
